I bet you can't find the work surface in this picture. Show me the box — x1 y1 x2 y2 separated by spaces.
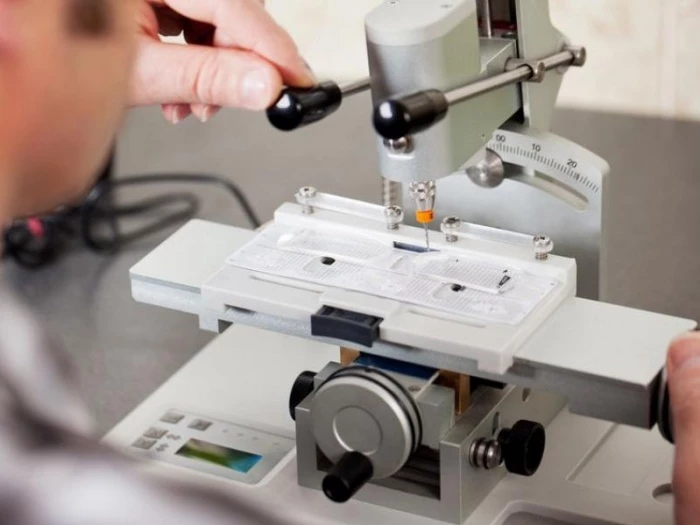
5 95 700 433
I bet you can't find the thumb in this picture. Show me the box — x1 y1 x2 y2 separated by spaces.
667 333 700 525
130 38 284 110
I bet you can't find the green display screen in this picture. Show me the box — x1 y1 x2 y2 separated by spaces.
176 438 262 473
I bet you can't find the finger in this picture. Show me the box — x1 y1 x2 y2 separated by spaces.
137 2 160 38
148 0 314 87
667 333 700 525
161 103 192 124
191 103 221 122
131 38 283 109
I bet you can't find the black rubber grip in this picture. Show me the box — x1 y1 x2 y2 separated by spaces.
373 89 449 140
288 371 317 421
322 452 374 503
659 379 674 444
498 420 546 477
267 81 342 131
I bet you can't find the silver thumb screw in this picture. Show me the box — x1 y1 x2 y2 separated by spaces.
533 235 554 260
441 216 462 243
296 186 318 214
384 206 404 230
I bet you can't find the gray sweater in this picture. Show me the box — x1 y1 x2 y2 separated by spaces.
0 285 289 525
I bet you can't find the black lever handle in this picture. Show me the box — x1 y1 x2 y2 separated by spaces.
322 452 374 503
268 78 371 132
372 47 586 140
266 81 343 132
373 89 448 140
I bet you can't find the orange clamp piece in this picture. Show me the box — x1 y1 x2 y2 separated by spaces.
415 210 435 224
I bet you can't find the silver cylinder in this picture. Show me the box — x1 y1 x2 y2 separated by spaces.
339 77 371 97
444 48 585 107
476 0 493 38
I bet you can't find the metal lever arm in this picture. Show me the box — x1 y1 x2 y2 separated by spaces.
267 78 370 132
373 47 586 140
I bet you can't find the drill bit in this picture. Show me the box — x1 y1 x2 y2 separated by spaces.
408 181 437 251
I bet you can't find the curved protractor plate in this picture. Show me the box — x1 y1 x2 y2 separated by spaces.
486 125 610 211
405 125 611 299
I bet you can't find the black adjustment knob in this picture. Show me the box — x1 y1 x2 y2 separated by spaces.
267 81 342 131
373 89 449 140
322 452 374 503
288 371 317 421
498 420 546 477
658 371 674 444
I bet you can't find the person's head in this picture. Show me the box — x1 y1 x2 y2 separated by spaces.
0 0 137 217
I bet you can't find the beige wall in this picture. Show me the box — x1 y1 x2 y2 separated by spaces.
267 1 700 119
551 0 700 119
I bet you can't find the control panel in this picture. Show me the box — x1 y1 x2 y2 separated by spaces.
127 409 295 485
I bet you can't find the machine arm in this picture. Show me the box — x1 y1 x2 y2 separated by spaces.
373 47 586 140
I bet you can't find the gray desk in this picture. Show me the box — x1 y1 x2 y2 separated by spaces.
5 94 700 433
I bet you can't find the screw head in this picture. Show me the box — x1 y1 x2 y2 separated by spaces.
384 136 414 155
533 235 554 260
296 187 318 213
384 205 404 229
529 61 546 83
469 437 503 470
441 216 462 235
567 46 587 67
297 186 317 200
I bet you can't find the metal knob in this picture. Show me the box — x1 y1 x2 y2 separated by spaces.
288 371 317 421
533 235 554 260
384 206 404 230
296 186 318 214
373 90 449 140
322 451 374 503
470 419 546 477
469 437 502 470
267 82 342 131
310 367 420 481
267 78 370 132
657 367 674 444
441 216 462 242
466 149 505 189
498 420 546 477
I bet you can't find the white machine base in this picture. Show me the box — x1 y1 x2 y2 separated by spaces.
105 324 675 525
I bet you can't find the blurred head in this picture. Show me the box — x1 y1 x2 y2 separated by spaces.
0 0 137 217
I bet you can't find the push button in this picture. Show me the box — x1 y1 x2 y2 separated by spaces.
188 419 213 431
160 412 185 424
143 427 168 439
131 438 157 450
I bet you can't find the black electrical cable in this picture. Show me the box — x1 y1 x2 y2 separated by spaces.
85 173 262 229
3 173 262 266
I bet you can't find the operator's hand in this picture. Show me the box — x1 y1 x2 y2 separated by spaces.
131 0 315 123
668 333 700 524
